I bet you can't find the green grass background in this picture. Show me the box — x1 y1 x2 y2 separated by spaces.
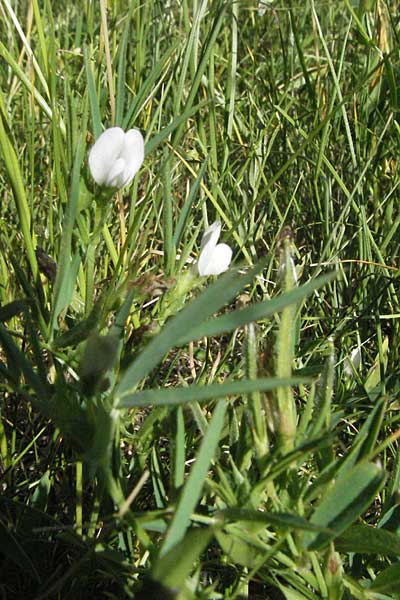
0 0 399 598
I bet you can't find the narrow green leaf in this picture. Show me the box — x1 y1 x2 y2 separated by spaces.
50 137 84 335
303 462 385 550
144 99 210 157
177 272 336 346
84 46 102 139
0 41 65 136
115 15 131 127
173 406 185 491
152 527 213 591
162 148 175 275
122 43 178 130
172 3 227 147
215 528 263 569
160 400 226 556
311 338 336 435
114 261 267 402
305 398 386 502
220 508 328 533
117 376 308 409
51 253 81 328
173 159 208 248
0 324 50 405
0 112 38 278
336 525 400 556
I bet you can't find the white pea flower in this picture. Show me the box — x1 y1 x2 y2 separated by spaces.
88 127 144 189
257 1 271 16
343 346 361 377
197 221 232 276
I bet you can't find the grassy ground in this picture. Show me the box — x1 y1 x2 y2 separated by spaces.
0 0 400 598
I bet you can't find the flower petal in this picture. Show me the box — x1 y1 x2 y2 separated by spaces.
119 129 145 187
198 243 232 276
88 127 125 185
343 346 361 377
105 158 126 188
200 221 221 251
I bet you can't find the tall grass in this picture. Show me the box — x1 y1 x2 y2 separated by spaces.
0 1 399 598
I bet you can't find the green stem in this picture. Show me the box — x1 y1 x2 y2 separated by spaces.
246 323 269 464
275 236 297 453
76 460 83 536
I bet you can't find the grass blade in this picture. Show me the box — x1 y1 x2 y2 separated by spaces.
117 376 308 409
160 399 226 556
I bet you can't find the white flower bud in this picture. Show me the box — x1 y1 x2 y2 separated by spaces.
343 346 361 377
88 127 144 189
197 221 232 276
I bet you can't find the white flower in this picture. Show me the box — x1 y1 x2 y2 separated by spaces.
88 127 144 189
197 221 232 276
257 1 271 16
343 346 361 377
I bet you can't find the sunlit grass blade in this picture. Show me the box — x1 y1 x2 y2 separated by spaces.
172 158 208 248
122 43 178 130
49 136 85 336
117 376 308 409
2 0 50 98
144 99 210 156
0 113 37 278
0 42 65 136
84 46 102 139
162 147 175 275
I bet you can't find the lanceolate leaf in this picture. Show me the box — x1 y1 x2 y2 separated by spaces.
303 461 385 550
114 262 267 402
176 272 335 345
336 524 400 556
115 269 334 403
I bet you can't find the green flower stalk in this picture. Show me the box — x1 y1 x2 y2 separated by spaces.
275 228 298 453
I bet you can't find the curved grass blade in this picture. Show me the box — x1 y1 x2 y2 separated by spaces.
144 99 210 157
0 112 37 278
117 376 308 409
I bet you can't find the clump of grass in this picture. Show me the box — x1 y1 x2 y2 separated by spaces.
0 1 399 599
